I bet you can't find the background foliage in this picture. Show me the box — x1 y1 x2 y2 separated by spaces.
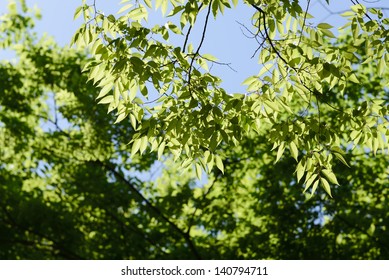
0 0 388 259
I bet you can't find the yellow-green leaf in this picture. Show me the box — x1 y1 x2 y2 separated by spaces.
144 0 152 9
74 6 83 20
195 163 202 180
321 28 336 38
334 152 351 167
317 23 333 29
139 136 148 154
321 169 339 185
96 84 113 100
276 142 285 163
131 138 142 156
296 160 305 183
320 177 333 197
349 74 359 83
158 141 166 160
215 155 224 174
114 112 127 124
117 3 133 14
304 173 317 193
202 54 218 61
309 179 320 198
98 95 114 104
290 141 298 161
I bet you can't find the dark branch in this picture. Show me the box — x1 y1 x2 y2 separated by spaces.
188 0 213 87
92 160 202 259
297 0 311 48
183 3 204 52
186 174 220 235
0 203 84 259
251 4 291 67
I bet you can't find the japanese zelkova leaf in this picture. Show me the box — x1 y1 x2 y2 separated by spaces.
320 177 333 198
215 155 224 174
289 141 298 161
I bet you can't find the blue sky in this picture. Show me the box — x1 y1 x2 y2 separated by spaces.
0 0 259 93
1 0 387 93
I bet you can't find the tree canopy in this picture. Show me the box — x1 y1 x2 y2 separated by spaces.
71 0 389 197
0 0 388 259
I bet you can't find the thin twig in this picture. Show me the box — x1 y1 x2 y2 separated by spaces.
188 1 213 87
183 3 204 52
251 4 291 67
297 0 311 48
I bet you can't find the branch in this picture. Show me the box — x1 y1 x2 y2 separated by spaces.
351 0 373 21
186 174 220 235
297 0 311 48
188 1 213 87
92 160 202 259
201 54 237 72
37 144 202 258
0 203 84 259
335 214 389 254
183 3 204 52
103 207 169 256
251 4 291 67
236 20 265 59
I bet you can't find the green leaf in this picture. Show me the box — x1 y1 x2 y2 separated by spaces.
378 56 385 76
304 173 318 193
204 150 211 162
317 23 333 29
144 0 152 9
215 155 224 174
350 4 366 14
289 141 298 161
128 6 148 21
117 3 133 14
367 223 376 236
333 152 351 167
212 0 219 17
166 22 183 35
158 141 166 160
202 53 218 61
331 146 345 154
98 95 114 104
206 154 214 172
320 177 332 197
275 142 285 163
130 114 137 130
348 74 359 83
139 136 148 154
114 112 127 124
209 133 218 151
96 83 113 100
74 6 83 20
195 163 202 180
242 76 257 86
341 11 355 17
197 57 209 71
320 29 336 38
352 18 359 40
321 169 339 185
310 179 319 198
131 138 142 156
296 160 305 183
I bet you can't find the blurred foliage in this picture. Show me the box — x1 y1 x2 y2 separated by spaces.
0 0 388 259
